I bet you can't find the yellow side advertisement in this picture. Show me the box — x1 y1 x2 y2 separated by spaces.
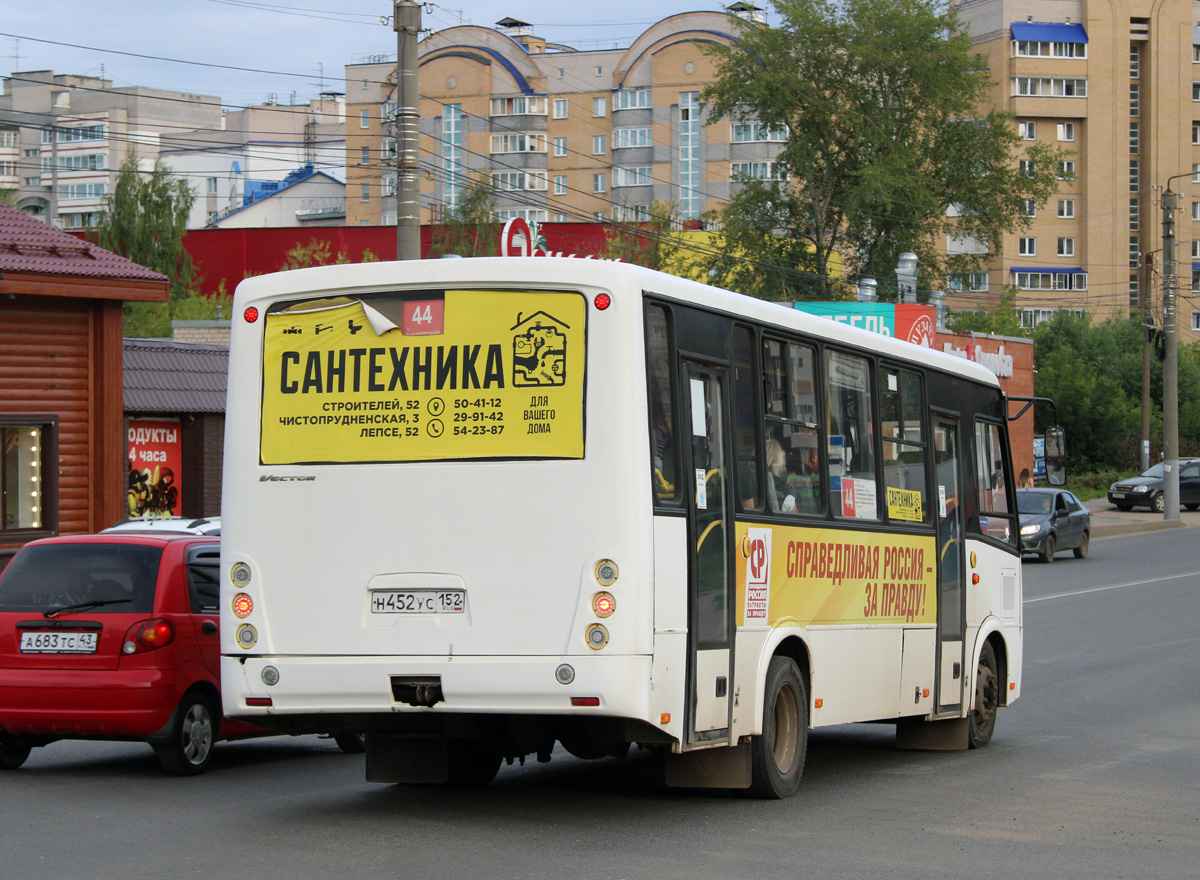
260 290 586 464
735 522 937 627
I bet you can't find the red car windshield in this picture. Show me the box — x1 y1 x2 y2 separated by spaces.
0 544 162 615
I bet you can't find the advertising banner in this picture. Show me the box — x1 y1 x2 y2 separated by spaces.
736 521 937 627
126 419 183 517
260 290 587 464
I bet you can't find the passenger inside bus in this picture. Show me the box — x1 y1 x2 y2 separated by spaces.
765 435 797 513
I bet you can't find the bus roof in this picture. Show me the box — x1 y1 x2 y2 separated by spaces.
233 257 1001 389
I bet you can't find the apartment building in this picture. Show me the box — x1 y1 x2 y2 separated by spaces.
344 7 784 229
0 71 222 230
953 0 1200 339
159 97 346 229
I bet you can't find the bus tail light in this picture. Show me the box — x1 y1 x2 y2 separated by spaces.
591 591 616 618
122 619 175 655
243 306 260 323
593 293 611 311
232 593 254 618
570 697 600 707
246 697 273 707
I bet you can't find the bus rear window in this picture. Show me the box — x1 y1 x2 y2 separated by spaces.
259 289 587 464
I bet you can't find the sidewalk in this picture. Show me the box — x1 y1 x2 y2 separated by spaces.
1084 498 1193 540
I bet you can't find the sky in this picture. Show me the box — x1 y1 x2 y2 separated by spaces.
2 1 742 109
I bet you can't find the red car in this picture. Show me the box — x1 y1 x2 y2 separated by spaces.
0 534 361 774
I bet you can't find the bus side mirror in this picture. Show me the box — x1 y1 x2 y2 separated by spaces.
1044 426 1066 487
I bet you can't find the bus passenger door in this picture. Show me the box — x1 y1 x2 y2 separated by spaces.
933 416 965 715
681 362 733 746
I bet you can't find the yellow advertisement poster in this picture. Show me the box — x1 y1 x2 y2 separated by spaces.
260 290 586 464
736 522 937 628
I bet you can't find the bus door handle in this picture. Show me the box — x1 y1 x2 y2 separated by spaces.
715 676 727 698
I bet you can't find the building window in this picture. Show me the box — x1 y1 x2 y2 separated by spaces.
1 422 51 534
1020 198 1036 218
360 184 370 202
1013 40 1086 59
593 97 607 117
1130 236 1140 269
553 98 568 119
592 135 606 155
1130 84 1140 116
1193 241 1200 259
492 171 548 192
490 133 547 153
554 175 567 195
206 177 218 194
554 137 567 157
1019 237 1036 256
1193 312 1200 332
1194 121 1200 145
614 89 653 110
206 211 218 224
1131 45 1141 78
732 122 788 142
595 66 603 77
1013 77 1087 97
614 128 652 149
679 92 701 219
593 173 606 193
1130 160 1139 193
594 211 606 221
1130 121 1140 154
1058 199 1075 219
1192 202 1200 221
443 104 464 208
554 212 568 222
732 162 786 181
382 177 396 197
1130 197 1139 232
1018 120 1036 140
360 109 370 128
1057 237 1075 257
1193 164 1200 184
1129 275 1140 309
360 146 370 166
1057 122 1074 141
490 96 547 116
1019 160 1036 177
1194 83 1200 102
1058 160 1075 180
613 166 652 187
948 272 989 292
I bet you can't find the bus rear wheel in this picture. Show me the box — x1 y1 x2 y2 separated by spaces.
747 656 807 799
968 642 999 749
446 739 501 787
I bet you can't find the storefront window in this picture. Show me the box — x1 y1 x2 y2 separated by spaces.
2 423 49 532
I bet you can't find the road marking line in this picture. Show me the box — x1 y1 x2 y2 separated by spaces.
1024 570 1200 604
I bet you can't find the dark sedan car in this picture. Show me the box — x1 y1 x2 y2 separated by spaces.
1017 488 1091 563
1108 459 1200 513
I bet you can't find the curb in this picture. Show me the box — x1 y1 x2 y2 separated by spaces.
1090 519 1188 540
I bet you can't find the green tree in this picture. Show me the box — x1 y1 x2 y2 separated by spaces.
601 202 694 276
428 175 499 258
98 152 197 302
279 238 379 270
946 287 1027 337
702 0 1067 300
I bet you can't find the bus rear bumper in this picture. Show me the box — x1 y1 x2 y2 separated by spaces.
221 653 658 728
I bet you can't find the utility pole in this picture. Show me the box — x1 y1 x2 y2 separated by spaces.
895 252 918 303
1140 252 1153 471
1161 188 1179 521
393 0 422 261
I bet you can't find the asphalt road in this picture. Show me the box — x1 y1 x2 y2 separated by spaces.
3 527 1197 880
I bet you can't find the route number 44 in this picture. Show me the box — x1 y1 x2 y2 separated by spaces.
401 299 445 336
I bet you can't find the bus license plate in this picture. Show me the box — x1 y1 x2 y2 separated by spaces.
371 590 464 614
20 631 99 654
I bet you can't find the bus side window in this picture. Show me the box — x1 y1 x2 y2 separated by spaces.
646 305 680 506
880 367 929 525
763 338 823 516
974 419 1015 545
826 350 878 520
731 325 762 510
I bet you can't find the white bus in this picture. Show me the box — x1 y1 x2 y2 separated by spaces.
220 257 1027 797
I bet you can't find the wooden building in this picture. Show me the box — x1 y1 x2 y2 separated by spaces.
0 205 167 566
